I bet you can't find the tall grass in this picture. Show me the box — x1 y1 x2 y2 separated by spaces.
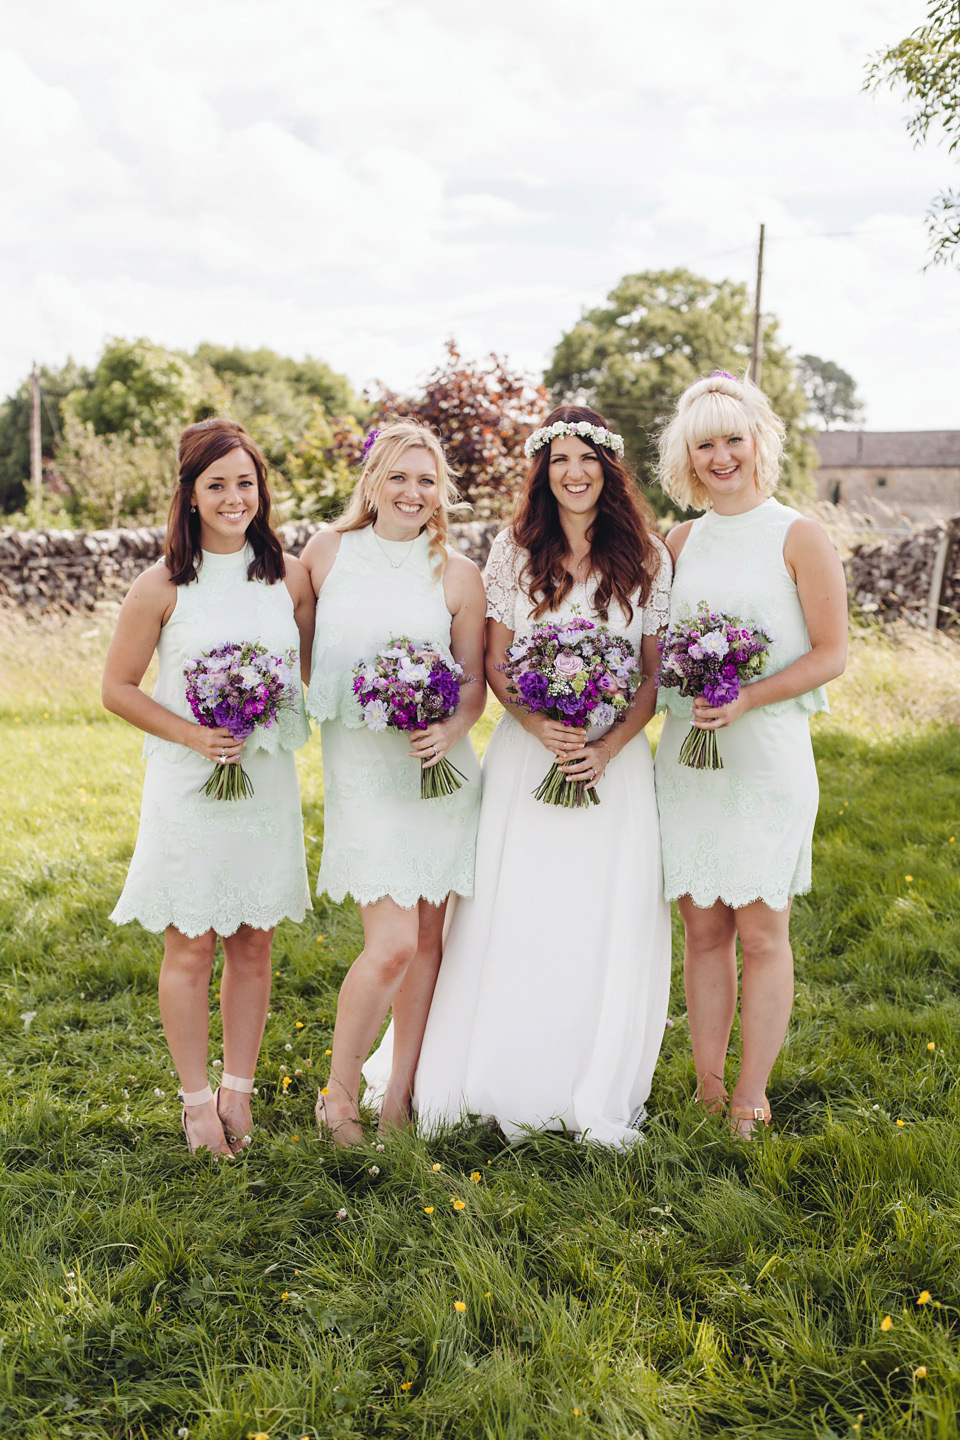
1 607 959 1438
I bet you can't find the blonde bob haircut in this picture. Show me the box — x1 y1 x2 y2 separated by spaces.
335 418 466 575
657 372 786 512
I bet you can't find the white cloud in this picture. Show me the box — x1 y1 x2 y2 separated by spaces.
0 0 955 431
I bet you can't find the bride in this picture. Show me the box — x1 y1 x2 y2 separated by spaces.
366 405 673 1147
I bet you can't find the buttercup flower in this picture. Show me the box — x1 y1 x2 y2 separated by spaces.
432 1162 442 1172
452 1199 466 1211
454 1300 466 1312
917 1291 932 1305
280 1292 289 1302
470 1171 481 1183
295 1021 304 1029
424 1206 435 1215
927 1042 936 1051
881 1315 894 1331
400 1380 413 1391
914 1366 927 1378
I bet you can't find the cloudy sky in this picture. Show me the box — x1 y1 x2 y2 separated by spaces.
2 0 956 429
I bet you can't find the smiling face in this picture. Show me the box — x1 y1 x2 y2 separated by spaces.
191 446 260 551
547 435 604 519
688 429 760 511
372 445 439 540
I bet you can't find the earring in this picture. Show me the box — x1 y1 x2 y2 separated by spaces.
190 505 197 513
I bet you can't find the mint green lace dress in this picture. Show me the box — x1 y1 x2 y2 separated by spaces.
654 499 830 911
110 545 311 937
305 526 481 908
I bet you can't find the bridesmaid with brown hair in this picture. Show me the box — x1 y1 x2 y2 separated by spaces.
104 418 315 1156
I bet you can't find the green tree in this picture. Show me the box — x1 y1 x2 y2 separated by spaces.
195 345 364 468
278 405 366 522
368 341 550 518
795 355 865 429
0 359 92 513
865 0 960 266
544 268 815 518
67 338 204 439
55 414 178 529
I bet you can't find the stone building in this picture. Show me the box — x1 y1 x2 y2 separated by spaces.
813 431 960 528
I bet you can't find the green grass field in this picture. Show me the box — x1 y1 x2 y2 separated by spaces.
1 606 959 1439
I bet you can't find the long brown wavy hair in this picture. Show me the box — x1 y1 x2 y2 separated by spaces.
512 405 661 621
165 418 285 586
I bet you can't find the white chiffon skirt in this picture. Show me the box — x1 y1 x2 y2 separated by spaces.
364 713 673 1149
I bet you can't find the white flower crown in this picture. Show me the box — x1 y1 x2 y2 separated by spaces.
523 420 625 460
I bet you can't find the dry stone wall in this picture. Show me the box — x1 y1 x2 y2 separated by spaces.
3 517 958 631
0 521 503 615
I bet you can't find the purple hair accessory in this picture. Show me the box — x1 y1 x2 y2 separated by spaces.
362 428 380 457
705 371 737 382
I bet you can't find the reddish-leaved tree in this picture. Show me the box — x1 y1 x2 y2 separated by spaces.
363 341 550 519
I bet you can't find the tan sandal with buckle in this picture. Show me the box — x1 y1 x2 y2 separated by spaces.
730 1104 771 1139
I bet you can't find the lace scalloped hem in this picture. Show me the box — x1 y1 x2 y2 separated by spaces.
109 899 312 938
316 878 475 911
664 882 812 913
303 701 366 729
304 672 365 728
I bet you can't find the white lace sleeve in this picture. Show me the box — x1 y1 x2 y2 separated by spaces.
483 529 523 626
642 535 672 635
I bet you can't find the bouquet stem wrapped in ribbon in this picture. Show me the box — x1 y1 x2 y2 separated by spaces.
657 603 771 770
352 638 467 800
498 618 640 808
184 641 298 800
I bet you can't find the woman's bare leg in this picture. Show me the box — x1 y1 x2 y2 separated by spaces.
678 896 738 1110
729 899 793 1126
218 923 274 1140
322 896 420 1145
158 926 231 1155
379 898 447 1130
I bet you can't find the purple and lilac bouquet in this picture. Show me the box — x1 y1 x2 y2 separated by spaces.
184 640 298 800
657 603 771 770
352 637 466 800
498 618 640 808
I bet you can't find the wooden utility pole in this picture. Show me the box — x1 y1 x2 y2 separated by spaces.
749 223 765 386
30 361 42 513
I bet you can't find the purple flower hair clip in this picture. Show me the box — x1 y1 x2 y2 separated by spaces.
362 428 380 458
704 370 737 382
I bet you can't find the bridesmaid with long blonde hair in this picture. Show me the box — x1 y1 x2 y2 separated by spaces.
301 420 485 1144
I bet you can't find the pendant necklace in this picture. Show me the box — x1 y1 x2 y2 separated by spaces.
372 527 417 569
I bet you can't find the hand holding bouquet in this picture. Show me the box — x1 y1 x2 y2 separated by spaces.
184 640 298 800
352 637 467 800
657 603 771 769
498 618 640 807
